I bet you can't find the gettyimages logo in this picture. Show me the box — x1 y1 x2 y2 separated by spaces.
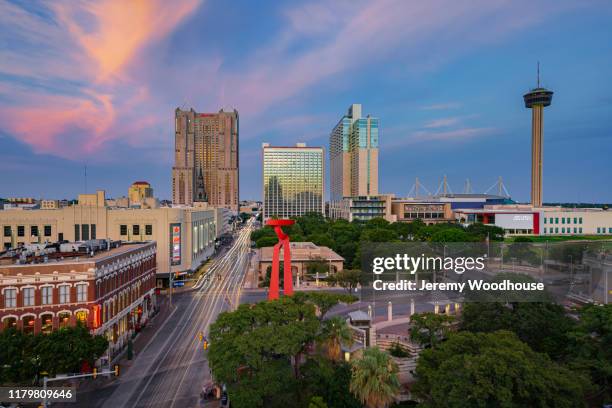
372 253 487 275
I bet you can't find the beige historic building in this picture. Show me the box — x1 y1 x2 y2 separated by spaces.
257 242 344 287
128 181 154 206
172 108 239 211
0 191 216 286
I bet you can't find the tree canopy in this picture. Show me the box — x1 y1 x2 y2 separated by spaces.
412 330 589 408
251 214 505 270
350 347 400 408
0 324 108 384
208 292 360 408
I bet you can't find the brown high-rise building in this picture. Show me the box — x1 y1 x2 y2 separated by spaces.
172 108 239 211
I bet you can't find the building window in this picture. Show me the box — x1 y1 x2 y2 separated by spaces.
543 218 547 224
555 228 559 233
579 227 583 233
4 289 16 308
91 224 96 239
30 226 39 236
76 284 87 302
58 312 70 328
145 224 153 235
41 313 53 334
562 227 565 233
59 285 70 304
574 228 577 233
17 225 25 237
579 217 583 224
3 226 10 237
41 286 53 305
543 228 547 234
133 225 140 235
562 218 565 224
23 287 35 306
609 228 612 234
555 218 559 224
44 225 52 237
120 225 127 235
74 224 80 241
82 224 89 241
573 217 577 224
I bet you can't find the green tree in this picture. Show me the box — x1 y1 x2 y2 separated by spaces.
34 324 108 377
328 269 363 294
208 297 320 408
0 324 108 384
429 228 472 243
412 330 588 408
361 228 398 243
0 328 39 384
566 304 612 404
460 302 575 359
256 236 278 248
293 291 357 321
302 357 361 408
350 347 400 408
308 396 328 408
466 222 505 241
308 233 335 248
318 316 354 361
409 312 454 350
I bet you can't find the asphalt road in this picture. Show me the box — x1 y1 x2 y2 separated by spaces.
76 221 255 408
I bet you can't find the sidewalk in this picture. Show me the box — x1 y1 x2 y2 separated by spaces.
118 295 173 374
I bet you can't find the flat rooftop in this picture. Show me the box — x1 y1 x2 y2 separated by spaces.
0 242 154 275
259 242 344 262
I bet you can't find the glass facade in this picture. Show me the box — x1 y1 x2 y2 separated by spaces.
329 104 379 201
263 146 324 219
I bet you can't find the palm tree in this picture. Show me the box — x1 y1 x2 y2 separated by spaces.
318 316 353 361
350 347 400 408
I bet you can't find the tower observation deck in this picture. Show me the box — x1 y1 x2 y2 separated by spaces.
523 65 553 208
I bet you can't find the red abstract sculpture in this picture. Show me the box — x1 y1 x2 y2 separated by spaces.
266 219 295 300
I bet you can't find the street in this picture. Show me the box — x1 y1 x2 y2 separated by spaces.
71 221 255 408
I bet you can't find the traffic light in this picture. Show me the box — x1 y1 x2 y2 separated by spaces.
114 364 120 377
198 331 203 342
203 340 209 350
92 368 97 379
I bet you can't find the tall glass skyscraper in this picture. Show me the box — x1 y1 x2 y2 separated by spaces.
329 104 379 201
262 143 324 220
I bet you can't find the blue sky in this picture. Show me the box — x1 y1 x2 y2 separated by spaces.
0 0 611 203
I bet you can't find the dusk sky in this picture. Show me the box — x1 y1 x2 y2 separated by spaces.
1 0 611 203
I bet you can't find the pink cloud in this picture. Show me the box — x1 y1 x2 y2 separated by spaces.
0 0 580 161
0 0 202 159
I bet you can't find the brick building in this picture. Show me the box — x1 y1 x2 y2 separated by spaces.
0 241 156 354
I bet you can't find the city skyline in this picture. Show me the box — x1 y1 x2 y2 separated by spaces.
1 1 612 203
